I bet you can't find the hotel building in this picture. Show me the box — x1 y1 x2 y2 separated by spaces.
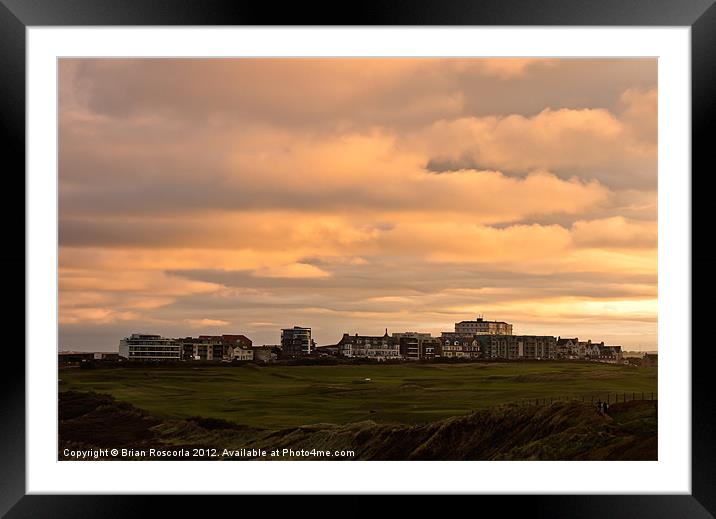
119 333 181 360
455 317 513 336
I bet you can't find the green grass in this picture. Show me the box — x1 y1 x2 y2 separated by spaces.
58 362 657 429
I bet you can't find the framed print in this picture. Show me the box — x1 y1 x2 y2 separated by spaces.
4 0 710 516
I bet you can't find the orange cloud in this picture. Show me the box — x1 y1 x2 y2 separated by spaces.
58 58 658 351
185 318 230 328
252 263 331 279
571 216 657 249
415 104 656 188
59 307 140 325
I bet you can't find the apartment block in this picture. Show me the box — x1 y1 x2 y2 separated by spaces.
281 326 315 357
119 334 181 360
392 332 437 360
476 335 557 360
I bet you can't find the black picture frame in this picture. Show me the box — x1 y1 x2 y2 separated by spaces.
3 0 709 516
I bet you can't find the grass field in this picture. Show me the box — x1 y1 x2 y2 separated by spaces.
58 362 657 429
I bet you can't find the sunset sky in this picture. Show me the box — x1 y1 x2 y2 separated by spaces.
59 58 657 351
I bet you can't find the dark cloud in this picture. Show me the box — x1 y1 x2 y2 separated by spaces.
63 58 656 126
459 59 656 117
168 262 656 301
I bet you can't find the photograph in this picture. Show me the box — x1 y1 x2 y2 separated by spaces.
57 57 658 462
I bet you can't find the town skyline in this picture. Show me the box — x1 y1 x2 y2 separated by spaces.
62 313 658 353
59 58 658 352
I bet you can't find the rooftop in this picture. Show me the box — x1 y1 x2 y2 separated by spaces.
457 318 511 325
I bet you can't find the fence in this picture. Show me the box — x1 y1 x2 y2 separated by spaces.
515 392 657 407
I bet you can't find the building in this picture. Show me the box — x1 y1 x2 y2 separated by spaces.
477 335 521 359
595 345 623 362
119 334 181 360
522 336 557 359
391 332 431 343
392 332 430 360
253 345 280 363
455 317 513 336
214 334 252 348
642 353 658 367
178 334 254 361
58 351 120 364
391 332 436 360
179 336 224 361
574 340 603 359
440 335 481 359
281 326 314 357
232 345 254 361
421 337 441 360
58 351 96 366
119 332 254 362
476 335 556 360
314 344 340 356
579 341 604 359
556 337 579 358
441 331 482 343
336 330 400 360
221 334 252 361
397 335 420 360
93 352 120 361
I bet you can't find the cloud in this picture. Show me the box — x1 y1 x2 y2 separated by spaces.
252 263 331 279
58 58 658 351
58 265 224 331
571 216 657 249
61 58 466 128
185 318 230 328
59 307 140 325
619 87 658 149
452 58 558 79
61 58 656 125
418 103 656 188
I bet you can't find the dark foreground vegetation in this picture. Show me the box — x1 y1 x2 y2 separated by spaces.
59 390 657 461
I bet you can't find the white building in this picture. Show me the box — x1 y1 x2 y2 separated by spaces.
231 346 254 361
119 334 181 360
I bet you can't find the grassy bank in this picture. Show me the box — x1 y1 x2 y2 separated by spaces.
59 390 658 461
